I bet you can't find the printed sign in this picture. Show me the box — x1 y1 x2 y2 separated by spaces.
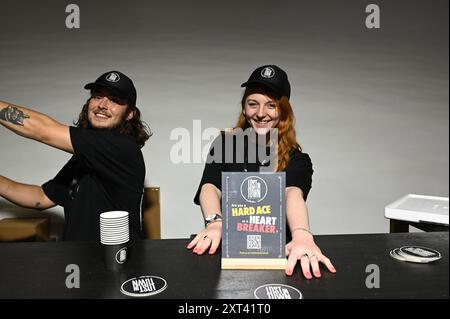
222 172 286 269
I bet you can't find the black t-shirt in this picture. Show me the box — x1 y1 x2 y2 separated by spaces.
194 133 313 241
42 127 145 242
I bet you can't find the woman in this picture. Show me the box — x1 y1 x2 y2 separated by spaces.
187 65 336 279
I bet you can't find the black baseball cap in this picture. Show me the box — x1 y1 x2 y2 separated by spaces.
241 65 291 99
84 71 137 107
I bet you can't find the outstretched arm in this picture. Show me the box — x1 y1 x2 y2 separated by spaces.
0 100 73 153
0 175 55 210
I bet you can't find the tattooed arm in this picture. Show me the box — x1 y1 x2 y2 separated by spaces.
0 176 55 210
0 101 73 153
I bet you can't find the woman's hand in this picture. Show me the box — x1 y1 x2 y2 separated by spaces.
285 231 336 279
187 222 222 255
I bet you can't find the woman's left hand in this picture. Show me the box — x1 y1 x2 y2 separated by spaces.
285 231 336 279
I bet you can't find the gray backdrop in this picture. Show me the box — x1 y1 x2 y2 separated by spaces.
0 0 448 238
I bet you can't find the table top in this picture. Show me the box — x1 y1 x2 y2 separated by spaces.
0 232 448 299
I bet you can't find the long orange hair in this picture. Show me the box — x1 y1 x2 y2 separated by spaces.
234 86 301 171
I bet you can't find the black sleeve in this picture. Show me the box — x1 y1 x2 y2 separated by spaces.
42 157 78 207
69 126 137 181
193 135 224 205
285 150 313 201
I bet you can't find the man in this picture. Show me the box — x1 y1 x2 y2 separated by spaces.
0 71 151 241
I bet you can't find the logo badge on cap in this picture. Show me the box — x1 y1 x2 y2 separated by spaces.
106 72 120 82
260 67 275 78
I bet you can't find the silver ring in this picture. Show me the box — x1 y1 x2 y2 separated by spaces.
300 254 309 259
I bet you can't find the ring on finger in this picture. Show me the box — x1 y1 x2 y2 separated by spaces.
300 253 309 259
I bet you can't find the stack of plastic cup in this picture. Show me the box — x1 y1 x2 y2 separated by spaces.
100 211 129 271
100 211 129 245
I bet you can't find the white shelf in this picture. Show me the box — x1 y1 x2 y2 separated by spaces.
385 194 449 225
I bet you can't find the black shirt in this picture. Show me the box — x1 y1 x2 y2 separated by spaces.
194 133 313 241
42 127 145 242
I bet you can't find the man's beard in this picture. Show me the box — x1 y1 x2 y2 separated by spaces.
87 113 128 131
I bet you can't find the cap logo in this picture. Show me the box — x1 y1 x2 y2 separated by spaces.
261 67 275 78
106 72 120 82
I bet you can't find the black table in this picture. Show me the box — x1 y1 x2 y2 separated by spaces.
0 232 448 299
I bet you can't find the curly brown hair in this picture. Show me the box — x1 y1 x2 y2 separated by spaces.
74 98 152 148
234 86 301 171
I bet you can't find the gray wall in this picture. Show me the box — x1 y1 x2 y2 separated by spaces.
0 0 448 238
